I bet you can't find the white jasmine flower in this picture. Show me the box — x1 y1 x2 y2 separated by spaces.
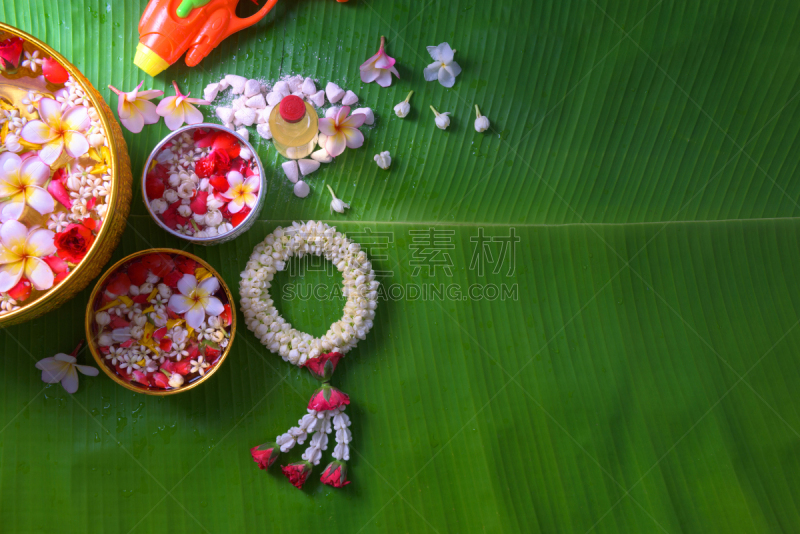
150 198 168 214
327 185 350 214
430 106 451 130
205 209 223 227
189 356 210 376
474 105 490 132
374 151 391 170
394 90 413 118
424 43 461 88
95 311 111 326
168 372 184 388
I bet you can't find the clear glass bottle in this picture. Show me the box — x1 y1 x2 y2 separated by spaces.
269 95 318 159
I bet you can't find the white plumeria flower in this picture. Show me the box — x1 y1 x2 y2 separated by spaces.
0 220 56 292
374 151 391 170
474 105 490 132
424 43 462 88
156 81 210 131
222 171 259 213
36 351 98 394
394 90 413 118
167 274 224 329
0 152 53 221
430 106 451 130
19 100 90 165
108 82 163 134
327 185 350 214
189 356 210 376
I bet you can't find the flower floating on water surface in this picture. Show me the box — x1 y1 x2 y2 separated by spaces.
0 152 53 221
168 274 224 329
424 42 461 88
20 99 90 165
360 36 399 87
35 342 98 394
318 106 365 157
108 82 163 133
0 37 24 70
222 171 260 214
156 81 210 131
0 220 56 292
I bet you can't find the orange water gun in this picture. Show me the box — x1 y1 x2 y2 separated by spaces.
134 0 280 77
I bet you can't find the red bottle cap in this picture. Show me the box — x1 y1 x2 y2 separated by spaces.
279 95 306 123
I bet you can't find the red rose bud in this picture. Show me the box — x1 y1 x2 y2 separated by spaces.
151 372 170 388
0 37 24 69
281 461 313 489
320 461 350 488
190 190 209 215
220 304 232 327
302 352 343 382
47 178 72 208
54 224 95 263
250 443 280 470
229 157 248 174
307 384 350 412
7 277 31 301
42 58 69 84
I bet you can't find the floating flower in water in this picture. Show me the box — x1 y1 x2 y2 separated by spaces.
35 342 98 394
0 152 53 221
156 81 210 131
327 185 350 215
430 106 451 130
0 220 56 292
0 37 24 70
474 105 490 132
317 106 366 157
108 82 163 133
424 42 461 88
21 50 42 72
394 90 413 118
222 171 260 214
360 36 399 87
168 274 224 329
54 221 95 263
20 99 90 165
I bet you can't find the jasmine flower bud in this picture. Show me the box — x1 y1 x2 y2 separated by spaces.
394 90 413 118
430 106 451 130
327 185 350 214
374 151 391 170
168 372 184 388
474 105 489 132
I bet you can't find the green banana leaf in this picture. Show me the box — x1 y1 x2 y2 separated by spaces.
2 0 800 532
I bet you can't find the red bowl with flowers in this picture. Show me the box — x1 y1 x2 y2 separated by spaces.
142 123 265 245
85 249 235 394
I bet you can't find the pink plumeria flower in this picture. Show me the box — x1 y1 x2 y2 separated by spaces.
360 36 399 87
0 153 53 222
156 81 210 131
222 171 259 214
20 99 90 165
424 42 461 88
35 343 98 394
0 219 56 292
318 106 366 158
167 274 224 330
108 82 163 134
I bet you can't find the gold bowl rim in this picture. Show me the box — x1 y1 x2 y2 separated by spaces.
0 22 125 324
84 248 237 396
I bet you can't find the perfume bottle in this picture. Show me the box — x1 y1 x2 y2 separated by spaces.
269 95 319 159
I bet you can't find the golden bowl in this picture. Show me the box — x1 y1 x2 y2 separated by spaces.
0 22 132 326
85 248 236 395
